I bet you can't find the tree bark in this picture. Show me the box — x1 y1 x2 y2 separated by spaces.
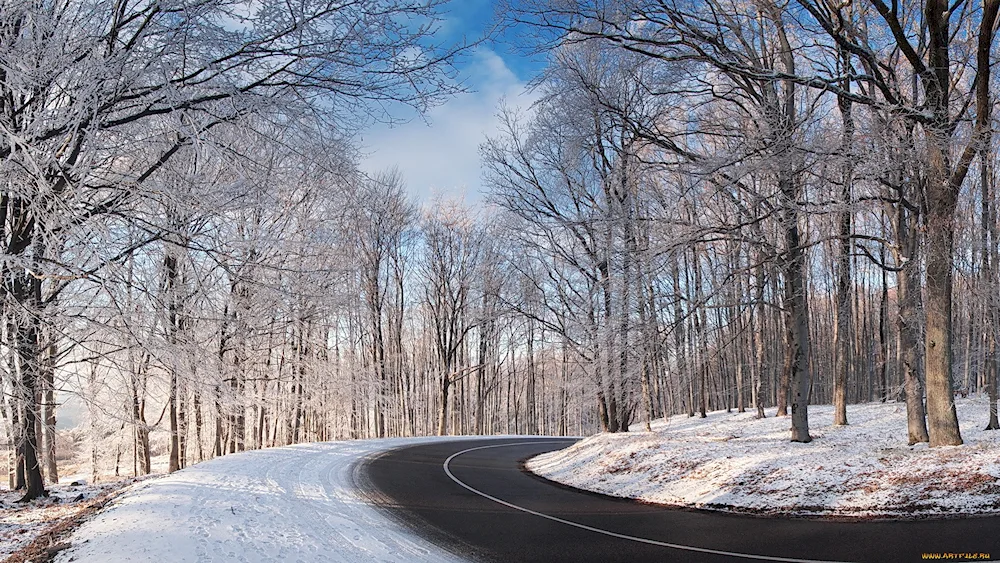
165 246 182 473
983 147 999 429
833 51 854 426
770 4 810 442
11 260 46 500
922 167 963 447
16 302 45 500
41 339 57 484
898 202 930 443
752 263 767 419
437 373 451 436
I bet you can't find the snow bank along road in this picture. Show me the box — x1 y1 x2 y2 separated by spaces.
54 436 1000 563
55 437 473 563
365 437 1000 563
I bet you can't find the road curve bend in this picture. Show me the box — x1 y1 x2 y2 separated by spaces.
360 437 1000 563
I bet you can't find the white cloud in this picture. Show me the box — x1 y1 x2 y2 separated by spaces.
358 49 538 205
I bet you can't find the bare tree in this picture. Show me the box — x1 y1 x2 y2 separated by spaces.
421 202 481 436
0 0 464 499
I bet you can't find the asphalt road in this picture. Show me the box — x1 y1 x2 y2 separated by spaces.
359 437 1000 563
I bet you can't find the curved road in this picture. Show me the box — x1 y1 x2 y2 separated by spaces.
360 437 1000 563
56 438 472 563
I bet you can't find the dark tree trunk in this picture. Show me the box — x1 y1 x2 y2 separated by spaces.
437 371 451 436
14 274 46 500
977 2 1000 431
898 207 930 443
132 378 151 475
982 136 999 431
833 55 854 426
165 249 182 473
193 388 204 462
693 248 708 419
771 7 810 442
878 245 890 404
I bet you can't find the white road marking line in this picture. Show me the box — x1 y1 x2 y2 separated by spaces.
442 441 855 563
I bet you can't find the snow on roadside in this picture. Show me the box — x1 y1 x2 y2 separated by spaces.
0 479 138 561
53 437 476 563
526 397 1000 518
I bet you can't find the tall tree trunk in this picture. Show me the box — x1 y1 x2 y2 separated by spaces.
601 262 620 433
15 289 45 500
769 4 811 442
560 339 569 436
876 243 890 403
752 262 767 419
898 201 930 443
983 126 999 430
833 51 854 426
916 0 996 447
527 320 537 435
637 267 654 431
41 338 57 484
132 376 151 474
178 385 187 470
437 369 451 436
475 320 488 436
591 283 611 431
165 248 181 474
7 204 46 499
923 154 963 447
193 387 204 462
168 369 180 472
693 249 707 419
976 1 1000 430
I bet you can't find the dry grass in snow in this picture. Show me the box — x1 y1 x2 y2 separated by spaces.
527 397 1000 519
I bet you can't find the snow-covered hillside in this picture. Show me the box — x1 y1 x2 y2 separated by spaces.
527 397 1000 518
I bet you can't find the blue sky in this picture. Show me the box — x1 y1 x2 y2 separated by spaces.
437 0 547 78
359 1 544 205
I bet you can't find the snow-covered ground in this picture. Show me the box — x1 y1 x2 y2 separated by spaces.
527 397 1000 518
0 479 138 561
52 437 475 563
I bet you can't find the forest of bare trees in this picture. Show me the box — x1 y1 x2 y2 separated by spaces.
6 0 1000 503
